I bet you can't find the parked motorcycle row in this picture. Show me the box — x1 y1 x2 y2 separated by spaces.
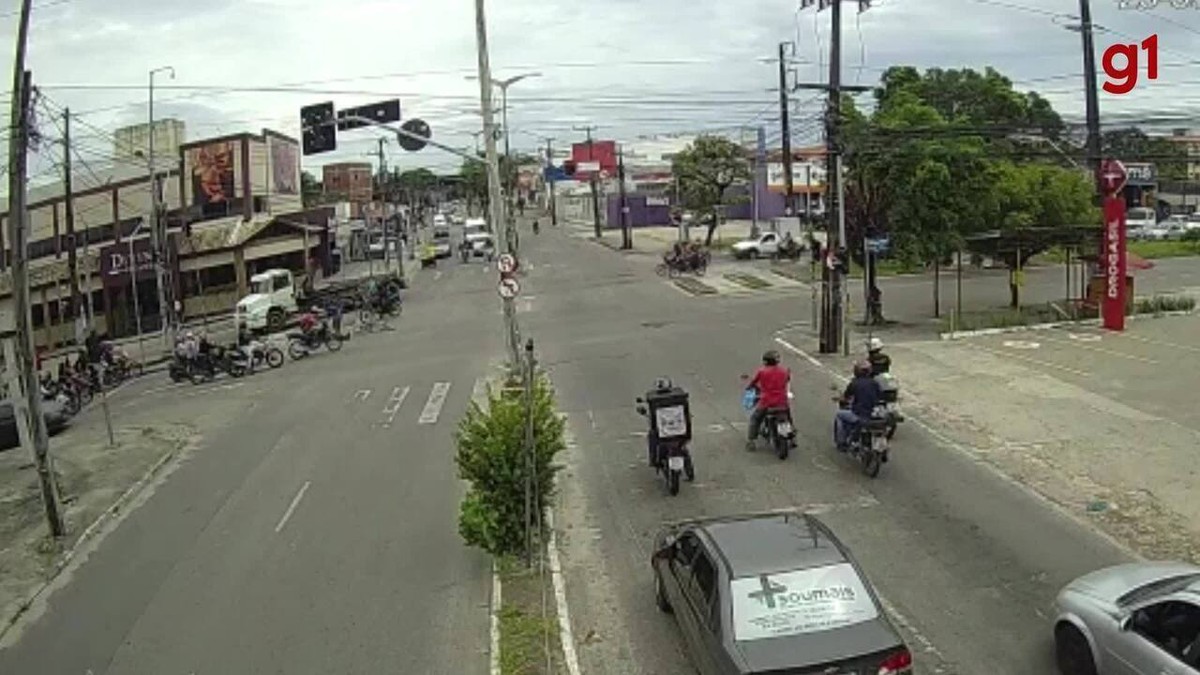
636 341 905 496
40 349 143 417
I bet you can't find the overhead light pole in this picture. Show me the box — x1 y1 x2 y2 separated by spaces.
148 65 175 350
466 72 541 248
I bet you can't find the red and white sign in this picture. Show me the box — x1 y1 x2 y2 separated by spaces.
1102 195 1127 331
496 253 517 275
1097 159 1128 196
497 276 520 299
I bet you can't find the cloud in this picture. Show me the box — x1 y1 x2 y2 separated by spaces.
1 0 1196 178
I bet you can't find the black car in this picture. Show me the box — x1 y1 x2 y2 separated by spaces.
0 398 70 451
652 511 913 675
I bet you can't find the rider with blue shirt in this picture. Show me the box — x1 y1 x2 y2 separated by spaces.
835 360 882 450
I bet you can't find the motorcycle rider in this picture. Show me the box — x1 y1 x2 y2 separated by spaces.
532 219 540 235
298 306 320 336
745 350 792 450
866 337 891 376
835 360 883 451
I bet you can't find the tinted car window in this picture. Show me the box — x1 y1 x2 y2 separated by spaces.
675 532 700 567
730 563 879 642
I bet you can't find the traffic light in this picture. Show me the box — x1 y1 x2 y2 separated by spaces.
301 101 336 155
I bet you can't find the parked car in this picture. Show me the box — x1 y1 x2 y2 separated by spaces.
731 232 785 259
1053 561 1200 674
0 398 70 451
1126 207 1158 240
431 228 453 259
651 511 912 675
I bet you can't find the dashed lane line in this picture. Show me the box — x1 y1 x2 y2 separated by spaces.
382 386 411 429
274 481 312 533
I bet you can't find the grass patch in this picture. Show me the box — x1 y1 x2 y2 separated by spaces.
846 259 923 279
1129 240 1200 259
723 272 773 290
498 558 564 675
942 294 1195 333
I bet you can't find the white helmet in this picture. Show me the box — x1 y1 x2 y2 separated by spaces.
867 337 884 352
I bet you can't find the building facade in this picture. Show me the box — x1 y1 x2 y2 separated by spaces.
0 127 332 351
322 162 374 214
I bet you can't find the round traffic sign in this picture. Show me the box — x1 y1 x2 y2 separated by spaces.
496 253 517 274
1097 158 1127 195
498 276 520 299
398 118 432 152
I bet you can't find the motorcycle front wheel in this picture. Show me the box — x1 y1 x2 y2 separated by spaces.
862 448 882 478
266 348 284 368
287 340 308 360
324 334 344 352
655 263 668 277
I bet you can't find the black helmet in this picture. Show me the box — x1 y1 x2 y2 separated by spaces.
762 350 780 366
654 377 673 391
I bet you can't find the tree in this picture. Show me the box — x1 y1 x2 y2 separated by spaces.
671 135 751 245
459 158 489 215
301 170 323 208
1102 127 1188 181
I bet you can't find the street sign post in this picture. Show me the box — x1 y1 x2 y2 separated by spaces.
337 99 401 131
397 118 431 152
498 277 520 299
1097 158 1128 332
497 253 517 275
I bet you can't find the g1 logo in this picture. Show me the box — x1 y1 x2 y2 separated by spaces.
1102 34 1158 95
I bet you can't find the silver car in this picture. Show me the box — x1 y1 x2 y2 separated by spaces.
1054 561 1200 674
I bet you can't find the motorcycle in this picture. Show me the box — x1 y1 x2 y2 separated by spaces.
834 398 890 478
743 385 797 460
287 322 343 360
40 379 77 416
243 339 284 370
213 344 249 378
169 354 205 384
635 393 695 496
655 248 710 277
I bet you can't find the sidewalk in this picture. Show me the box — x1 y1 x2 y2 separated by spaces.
784 312 1200 562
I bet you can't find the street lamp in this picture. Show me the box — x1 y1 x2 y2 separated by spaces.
127 218 147 366
466 72 542 160
148 65 175 348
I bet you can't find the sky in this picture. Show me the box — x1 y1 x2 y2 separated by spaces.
3 0 1199 185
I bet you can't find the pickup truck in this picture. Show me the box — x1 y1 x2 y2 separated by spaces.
731 232 788 259
234 267 405 333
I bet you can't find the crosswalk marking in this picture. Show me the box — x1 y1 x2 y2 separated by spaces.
418 382 453 425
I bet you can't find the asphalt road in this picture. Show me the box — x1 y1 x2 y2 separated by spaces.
522 224 1140 674
0 253 498 674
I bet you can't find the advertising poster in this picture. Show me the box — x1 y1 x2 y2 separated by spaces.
1102 196 1127 331
188 141 236 211
271 139 299 195
731 563 878 641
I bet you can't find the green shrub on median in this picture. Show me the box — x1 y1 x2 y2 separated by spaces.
1134 294 1196 315
455 372 566 558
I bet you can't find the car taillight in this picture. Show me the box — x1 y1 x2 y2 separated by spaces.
877 648 913 675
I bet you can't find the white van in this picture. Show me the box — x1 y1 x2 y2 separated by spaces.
1125 207 1157 240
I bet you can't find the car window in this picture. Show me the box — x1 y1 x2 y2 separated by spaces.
691 550 721 630
675 532 700 567
1128 208 1155 221
273 275 289 291
729 562 879 642
1131 600 1200 663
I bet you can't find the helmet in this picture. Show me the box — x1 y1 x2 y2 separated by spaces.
762 350 780 366
654 377 673 392
867 337 884 352
311 306 320 313
853 360 872 376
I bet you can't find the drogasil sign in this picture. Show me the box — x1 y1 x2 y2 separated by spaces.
1107 217 1121 300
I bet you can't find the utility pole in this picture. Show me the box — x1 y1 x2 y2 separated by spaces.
474 0 520 366
63 108 84 346
575 125 602 238
6 23 66 536
368 138 392 273
545 137 558 226
795 0 873 354
778 41 796 217
618 144 631 249
147 66 175 350
1077 0 1103 195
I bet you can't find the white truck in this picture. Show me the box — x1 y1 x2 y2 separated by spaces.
731 225 826 260
234 267 405 333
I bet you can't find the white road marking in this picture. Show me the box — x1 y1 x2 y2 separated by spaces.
1106 330 1200 354
774 337 825 369
381 386 411 428
490 562 502 675
354 389 371 401
274 481 311 533
588 409 596 429
418 382 452 424
434 270 443 281
976 344 1091 377
546 508 583 675
1067 333 1102 342
1001 340 1040 350
1037 334 1160 364
876 593 952 671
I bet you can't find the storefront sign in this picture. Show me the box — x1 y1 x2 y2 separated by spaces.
1102 195 1127 331
100 238 156 288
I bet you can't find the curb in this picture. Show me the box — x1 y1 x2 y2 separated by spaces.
939 307 1196 340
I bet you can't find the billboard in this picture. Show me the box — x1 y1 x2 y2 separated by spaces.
270 138 300 195
767 162 825 190
188 141 237 213
571 140 617 178
1123 162 1156 186
99 237 156 288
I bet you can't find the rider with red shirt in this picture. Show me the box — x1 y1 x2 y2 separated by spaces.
745 350 792 449
298 306 321 335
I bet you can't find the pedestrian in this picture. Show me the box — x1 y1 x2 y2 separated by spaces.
327 299 344 335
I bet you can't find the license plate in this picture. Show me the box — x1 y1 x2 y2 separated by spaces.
777 422 793 435
872 435 887 451
668 456 685 471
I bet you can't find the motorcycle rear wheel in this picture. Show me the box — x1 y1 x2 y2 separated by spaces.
288 340 308 360
667 468 681 496
265 348 284 368
324 334 344 352
862 449 882 478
